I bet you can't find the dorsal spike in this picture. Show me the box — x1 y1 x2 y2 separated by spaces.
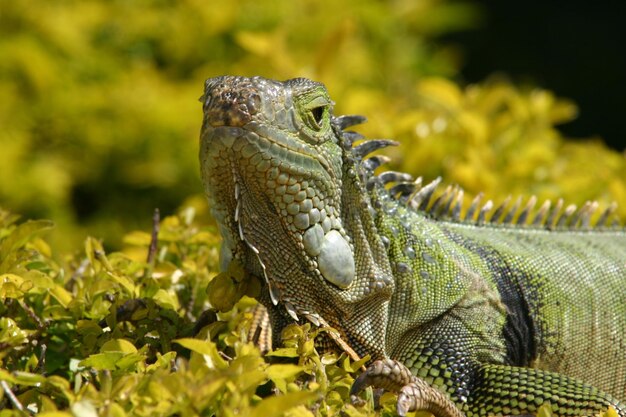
442 186 461 217
361 155 391 172
334 114 367 130
464 193 484 221
557 204 577 228
579 201 599 229
352 140 399 159
502 196 523 224
429 185 454 215
532 199 551 226
490 195 512 223
341 131 365 148
390 182 417 198
546 199 563 229
516 195 537 225
411 177 424 192
378 171 413 185
400 177 424 205
477 200 494 224
568 201 588 228
596 202 618 227
409 177 442 211
450 189 464 221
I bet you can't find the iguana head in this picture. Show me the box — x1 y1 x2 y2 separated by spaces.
200 76 392 356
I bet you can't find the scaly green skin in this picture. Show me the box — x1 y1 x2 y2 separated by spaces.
199 76 626 416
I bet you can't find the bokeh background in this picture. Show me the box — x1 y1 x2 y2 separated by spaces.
2 0 625 252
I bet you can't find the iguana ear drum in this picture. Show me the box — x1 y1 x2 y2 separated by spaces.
317 230 355 289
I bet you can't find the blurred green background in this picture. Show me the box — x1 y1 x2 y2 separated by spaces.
1 0 625 252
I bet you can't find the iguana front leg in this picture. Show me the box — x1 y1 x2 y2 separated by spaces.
351 359 626 417
351 359 466 417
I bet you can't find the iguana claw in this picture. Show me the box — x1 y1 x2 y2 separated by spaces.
351 359 466 417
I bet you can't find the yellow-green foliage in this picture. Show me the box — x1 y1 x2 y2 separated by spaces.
0 211 621 416
0 0 478 250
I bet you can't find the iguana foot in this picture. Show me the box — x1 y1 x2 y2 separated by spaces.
351 359 466 417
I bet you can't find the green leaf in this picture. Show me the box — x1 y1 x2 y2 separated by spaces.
0 317 30 346
0 273 28 298
342 354 370 373
0 219 54 273
249 391 318 417
0 368 17 383
46 376 74 402
152 288 180 310
12 371 47 386
266 347 300 358
173 338 228 369
71 400 98 417
206 271 241 312
114 351 145 371
266 364 304 393
79 352 125 370
100 339 138 354
23 270 72 307
106 272 136 296
285 406 316 417
122 230 153 246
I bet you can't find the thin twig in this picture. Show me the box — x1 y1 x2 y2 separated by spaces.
146 208 160 265
66 257 90 290
19 300 44 330
1 380 23 411
36 344 47 374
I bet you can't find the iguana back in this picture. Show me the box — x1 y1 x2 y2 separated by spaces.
441 222 625 396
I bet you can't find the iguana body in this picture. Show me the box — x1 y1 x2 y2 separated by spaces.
199 76 626 416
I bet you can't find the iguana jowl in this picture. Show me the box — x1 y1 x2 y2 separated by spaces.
199 76 626 417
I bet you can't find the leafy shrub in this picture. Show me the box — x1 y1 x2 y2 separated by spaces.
0 209 621 417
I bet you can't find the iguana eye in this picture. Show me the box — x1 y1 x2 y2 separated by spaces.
309 105 328 129
290 81 333 138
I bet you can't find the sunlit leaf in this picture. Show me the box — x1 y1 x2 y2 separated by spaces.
173 338 228 369
266 364 304 393
152 288 180 310
100 339 138 354
0 219 54 272
249 391 318 417
79 352 125 371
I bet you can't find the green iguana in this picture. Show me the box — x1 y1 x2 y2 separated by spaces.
199 76 626 417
